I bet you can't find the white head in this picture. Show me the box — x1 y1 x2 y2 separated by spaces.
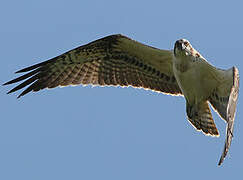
173 39 201 58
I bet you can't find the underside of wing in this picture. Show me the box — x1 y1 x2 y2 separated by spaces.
208 67 239 165
4 34 182 98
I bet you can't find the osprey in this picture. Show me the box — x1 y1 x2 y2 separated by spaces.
3 34 239 165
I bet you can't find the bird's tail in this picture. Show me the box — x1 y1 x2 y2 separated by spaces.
186 100 219 136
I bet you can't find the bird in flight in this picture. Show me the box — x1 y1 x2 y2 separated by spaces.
3 34 239 165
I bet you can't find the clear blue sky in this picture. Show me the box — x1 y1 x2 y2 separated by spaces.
1 0 242 179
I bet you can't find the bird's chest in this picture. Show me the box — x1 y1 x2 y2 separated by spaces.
173 58 207 104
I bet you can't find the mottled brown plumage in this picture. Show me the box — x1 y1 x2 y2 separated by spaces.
4 34 181 98
4 34 239 166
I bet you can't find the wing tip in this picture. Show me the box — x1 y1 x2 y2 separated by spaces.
3 78 20 86
15 69 25 73
3 82 10 86
217 144 228 166
17 94 23 99
218 157 224 166
218 150 228 166
3 79 18 86
218 122 234 166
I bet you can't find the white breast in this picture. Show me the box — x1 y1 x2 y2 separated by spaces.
173 56 217 104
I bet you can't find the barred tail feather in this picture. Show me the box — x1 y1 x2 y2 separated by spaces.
186 101 219 136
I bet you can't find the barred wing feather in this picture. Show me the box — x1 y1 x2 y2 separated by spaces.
4 34 182 98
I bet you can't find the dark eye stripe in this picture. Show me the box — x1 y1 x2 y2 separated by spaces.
184 41 189 46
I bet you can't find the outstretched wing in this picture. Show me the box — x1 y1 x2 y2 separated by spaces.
208 67 239 165
4 34 182 98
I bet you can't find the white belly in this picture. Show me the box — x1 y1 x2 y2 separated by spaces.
173 61 215 104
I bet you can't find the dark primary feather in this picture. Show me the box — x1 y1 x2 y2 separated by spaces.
4 34 182 98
